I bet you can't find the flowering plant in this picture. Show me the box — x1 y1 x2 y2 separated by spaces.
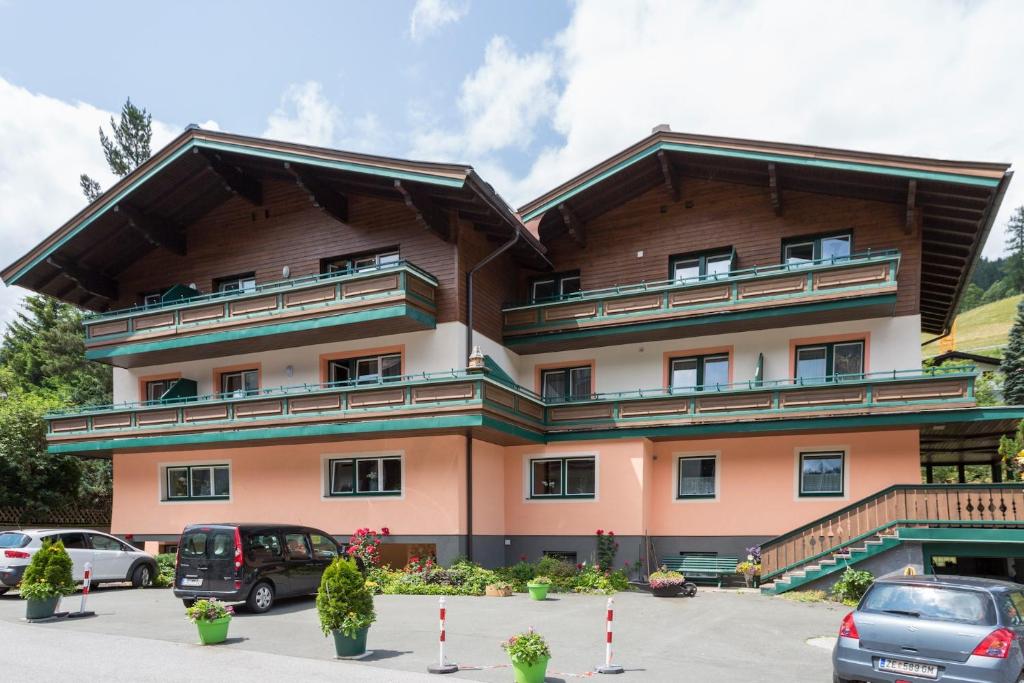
745 545 762 563
648 569 685 589
501 628 551 666
736 561 761 577
346 527 390 567
529 575 552 585
186 598 234 623
596 528 618 571
404 555 435 574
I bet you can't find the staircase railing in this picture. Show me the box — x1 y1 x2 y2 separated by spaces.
760 484 1024 579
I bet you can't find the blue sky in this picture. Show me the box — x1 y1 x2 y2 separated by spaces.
1 0 1022 326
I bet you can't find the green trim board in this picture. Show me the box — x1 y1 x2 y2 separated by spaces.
7 137 466 287
504 294 898 347
84 304 435 360
521 140 1001 221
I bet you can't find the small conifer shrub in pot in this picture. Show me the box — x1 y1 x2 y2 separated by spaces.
186 598 234 645
20 539 76 620
502 628 551 683
317 557 376 658
526 575 551 601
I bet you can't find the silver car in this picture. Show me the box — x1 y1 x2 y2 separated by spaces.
833 575 1024 683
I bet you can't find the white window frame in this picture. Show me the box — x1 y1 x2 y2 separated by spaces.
220 369 259 397
792 446 849 501
672 452 720 503
677 455 718 500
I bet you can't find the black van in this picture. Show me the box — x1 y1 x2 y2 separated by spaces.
173 523 341 613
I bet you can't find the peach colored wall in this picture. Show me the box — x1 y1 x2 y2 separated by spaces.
111 435 467 536
504 439 651 536
647 429 921 537
471 439 506 535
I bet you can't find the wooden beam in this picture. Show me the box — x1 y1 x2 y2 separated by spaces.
285 162 349 223
394 179 450 240
905 179 920 235
557 202 586 247
656 150 680 202
196 149 263 206
114 204 186 256
45 255 117 300
768 163 782 216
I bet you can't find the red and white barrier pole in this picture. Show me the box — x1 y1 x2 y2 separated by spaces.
67 561 95 619
596 597 624 674
427 596 458 674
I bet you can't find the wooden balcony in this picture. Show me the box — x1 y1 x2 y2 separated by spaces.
502 251 900 353
82 262 438 367
46 366 975 455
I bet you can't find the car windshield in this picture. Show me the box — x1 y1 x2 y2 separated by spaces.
862 583 995 626
0 532 29 548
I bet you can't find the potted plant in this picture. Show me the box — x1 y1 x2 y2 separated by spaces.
526 575 551 601
736 560 761 588
317 556 376 658
501 627 551 683
648 568 685 597
186 598 234 644
485 581 513 597
20 539 76 620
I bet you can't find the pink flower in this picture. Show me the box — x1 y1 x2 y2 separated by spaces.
381 527 390 536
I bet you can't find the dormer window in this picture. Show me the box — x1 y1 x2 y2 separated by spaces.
670 249 734 283
783 233 851 266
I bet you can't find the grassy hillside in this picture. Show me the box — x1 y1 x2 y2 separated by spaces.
922 293 1022 359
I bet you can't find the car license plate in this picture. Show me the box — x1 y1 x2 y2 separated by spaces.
877 657 938 679
180 577 203 587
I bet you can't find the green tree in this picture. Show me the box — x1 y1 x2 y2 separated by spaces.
958 282 984 313
1002 298 1024 406
79 97 153 201
1006 205 1024 294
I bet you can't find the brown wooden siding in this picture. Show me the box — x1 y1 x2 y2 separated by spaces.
113 180 460 322
458 221 522 344
526 179 921 317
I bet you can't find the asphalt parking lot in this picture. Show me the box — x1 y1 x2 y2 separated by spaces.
0 585 843 682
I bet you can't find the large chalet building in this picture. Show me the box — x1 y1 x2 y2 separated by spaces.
4 125 1023 592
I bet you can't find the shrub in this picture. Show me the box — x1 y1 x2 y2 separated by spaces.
345 528 389 568
648 570 684 589
831 568 874 604
185 598 233 622
20 539 75 600
596 529 619 571
317 557 376 637
153 553 176 588
501 628 550 666
494 561 535 590
572 565 629 594
530 575 552 586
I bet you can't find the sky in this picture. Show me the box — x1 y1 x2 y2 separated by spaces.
1 0 1022 328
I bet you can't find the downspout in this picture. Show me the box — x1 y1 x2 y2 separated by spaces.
464 227 521 562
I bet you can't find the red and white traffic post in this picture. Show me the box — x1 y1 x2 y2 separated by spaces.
596 596 624 674
67 561 95 619
427 596 459 674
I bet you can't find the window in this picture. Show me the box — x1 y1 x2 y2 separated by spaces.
669 354 729 391
166 464 230 500
309 533 339 560
783 233 851 266
543 551 578 564
145 379 173 403
670 250 734 283
141 289 166 307
89 533 128 552
322 249 400 274
529 271 581 303
794 341 864 382
284 533 311 559
248 533 282 559
529 456 596 498
214 272 256 293
328 456 402 496
541 365 592 401
863 584 996 626
220 369 259 397
799 452 844 497
57 533 88 549
327 353 402 385
678 456 717 499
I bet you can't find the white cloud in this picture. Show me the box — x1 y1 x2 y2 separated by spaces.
263 81 342 147
0 78 177 329
493 0 1023 257
409 0 469 41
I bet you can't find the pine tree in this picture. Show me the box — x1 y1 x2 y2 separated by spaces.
79 97 153 201
1006 206 1024 294
1002 298 1024 406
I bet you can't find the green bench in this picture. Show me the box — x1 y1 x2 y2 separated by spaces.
659 556 738 588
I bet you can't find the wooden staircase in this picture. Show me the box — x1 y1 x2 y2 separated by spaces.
759 484 1024 595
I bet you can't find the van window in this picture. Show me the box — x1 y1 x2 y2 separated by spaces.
284 533 311 560
309 534 338 560
180 530 234 559
862 583 996 626
248 534 282 560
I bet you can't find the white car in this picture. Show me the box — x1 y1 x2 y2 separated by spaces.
0 528 158 594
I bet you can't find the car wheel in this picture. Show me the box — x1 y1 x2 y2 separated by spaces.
683 582 698 597
832 675 855 683
131 564 154 588
246 581 274 613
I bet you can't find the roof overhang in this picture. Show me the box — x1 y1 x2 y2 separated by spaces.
518 131 1013 335
2 128 549 309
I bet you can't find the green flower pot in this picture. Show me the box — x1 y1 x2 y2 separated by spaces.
196 615 231 645
527 583 550 601
25 596 60 620
332 626 369 657
510 655 550 683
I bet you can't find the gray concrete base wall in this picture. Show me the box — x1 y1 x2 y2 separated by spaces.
802 542 924 593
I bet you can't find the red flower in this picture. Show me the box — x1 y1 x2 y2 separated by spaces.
576 563 583 570
596 529 604 535
608 531 615 536
519 554 527 562
381 527 390 536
